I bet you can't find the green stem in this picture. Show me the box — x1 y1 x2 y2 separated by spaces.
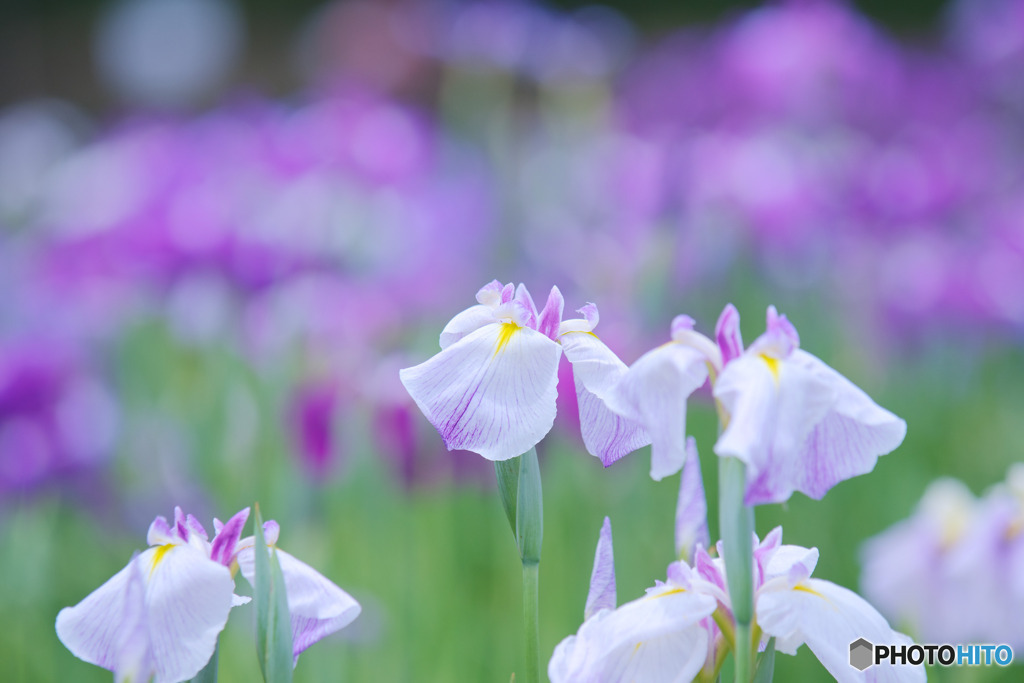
523 560 541 683
719 456 754 683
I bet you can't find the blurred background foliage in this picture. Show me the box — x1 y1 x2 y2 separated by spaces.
2 0 1024 681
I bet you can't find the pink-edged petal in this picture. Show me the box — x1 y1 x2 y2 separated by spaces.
584 517 616 620
757 578 924 683
400 322 561 461
675 437 709 562
513 283 539 329
57 544 233 683
550 585 715 683
439 304 497 349
606 342 708 481
237 547 361 661
537 286 564 341
560 331 650 466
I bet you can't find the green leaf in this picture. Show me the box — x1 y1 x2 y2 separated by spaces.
515 448 543 565
752 638 776 683
253 504 294 683
187 642 218 683
494 457 521 538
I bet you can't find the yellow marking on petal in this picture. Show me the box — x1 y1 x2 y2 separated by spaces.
793 583 822 597
150 544 175 577
494 322 520 356
760 354 780 383
651 587 686 599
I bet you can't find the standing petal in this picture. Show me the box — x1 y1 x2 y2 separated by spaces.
584 517 616 620
675 438 710 563
400 322 562 461
605 343 708 481
560 330 650 466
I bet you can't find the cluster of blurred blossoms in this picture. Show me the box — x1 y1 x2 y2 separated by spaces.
862 464 1024 651
56 506 360 681
4 0 1024 497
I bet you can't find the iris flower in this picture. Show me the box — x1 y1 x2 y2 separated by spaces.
593 304 905 501
551 524 923 683
56 507 360 681
400 280 648 462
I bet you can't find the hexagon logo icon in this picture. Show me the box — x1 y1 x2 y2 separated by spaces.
850 638 874 671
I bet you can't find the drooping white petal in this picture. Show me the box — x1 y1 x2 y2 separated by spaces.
400 322 562 461
143 544 235 683
757 578 924 683
605 342 708 480
714 348 906 504
57 544 233 683
439 304 497 349
584 517 616 620
115 556 154 683
560 331 650 466
789 351 907 498
237 547 361 661
549 587 716 683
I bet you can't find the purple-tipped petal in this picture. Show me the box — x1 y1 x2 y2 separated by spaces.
715 304 744 366
537 286 564 341
584 517 616 620
147 516 173 546
210 507 250 567
675 437 710 562
400 321 561 461
186 514 208 541
174 507 189 542
476 280 505 306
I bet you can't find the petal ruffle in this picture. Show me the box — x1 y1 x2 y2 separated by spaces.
757 579 924 683
605 342 708 480
400 322 562 461
560 331 650 466
439 304 497 349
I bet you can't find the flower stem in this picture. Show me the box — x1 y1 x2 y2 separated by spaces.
522 560 541 683
719 456 754 683
496 448 543 683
